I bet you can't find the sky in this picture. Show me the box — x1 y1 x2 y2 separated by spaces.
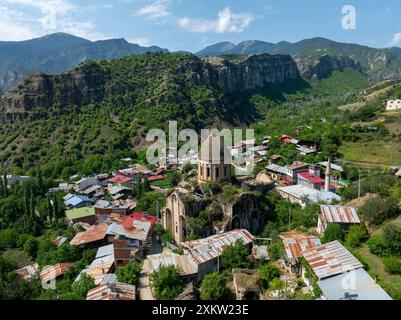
0 0 401 52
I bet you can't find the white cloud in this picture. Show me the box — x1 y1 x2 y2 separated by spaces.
129 37 151 47
134 0 170 20
389 32 401 47
178 7 254 33
0 0 110 41
0 6 39 40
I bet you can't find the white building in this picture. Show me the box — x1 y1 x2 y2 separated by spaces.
386 99 401 111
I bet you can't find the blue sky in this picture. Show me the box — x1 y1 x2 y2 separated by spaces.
0 0 401 52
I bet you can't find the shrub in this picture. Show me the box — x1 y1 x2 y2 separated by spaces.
345 224 368 248
199 273 229 300
383 257 401 275
258 263 281 289
151 265 184 300
322 224 343 243
221 240 252 270
116 262 142 286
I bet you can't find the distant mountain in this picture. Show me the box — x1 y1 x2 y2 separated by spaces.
197 37 401 80
0 33 168 93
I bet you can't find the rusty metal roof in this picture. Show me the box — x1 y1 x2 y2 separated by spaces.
86 282 136 300
70 222 109 246
182 229 255 265
279 232 321 262
320 205 361 224
302 240 364 279
147 252 198 276
15 263 40 281
40 263 75 283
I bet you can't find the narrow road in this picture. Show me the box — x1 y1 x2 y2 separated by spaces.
138 259 154 300
336 159 400 169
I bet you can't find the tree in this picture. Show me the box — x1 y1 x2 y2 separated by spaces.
116 262 142 286
322 224 343 243
63 274 96 300
345 224 368 248
258 263 281 289
360 196 400 225
23 237 39 258
382 224 401 256
151 265 184 300
221 240 252 270
199 273 229 300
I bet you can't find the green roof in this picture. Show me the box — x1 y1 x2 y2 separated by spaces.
66 207 95 220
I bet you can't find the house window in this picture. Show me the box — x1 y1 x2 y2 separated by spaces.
207 167 210 178
224 167 227 177
200 166 203 176
215 168 219 178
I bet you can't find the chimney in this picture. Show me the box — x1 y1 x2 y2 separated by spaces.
325 159 332 192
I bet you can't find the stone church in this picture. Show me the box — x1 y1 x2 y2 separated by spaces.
161 132 269 244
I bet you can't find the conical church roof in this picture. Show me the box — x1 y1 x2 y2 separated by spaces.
198 131 232 164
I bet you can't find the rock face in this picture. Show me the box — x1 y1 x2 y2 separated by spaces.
201 54 300 93
296 55 363 79
0 53 300 115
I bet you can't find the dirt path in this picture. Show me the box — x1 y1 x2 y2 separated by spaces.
138 259 154 300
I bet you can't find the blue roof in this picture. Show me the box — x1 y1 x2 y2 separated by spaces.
318 268 392 300
65 195 91 207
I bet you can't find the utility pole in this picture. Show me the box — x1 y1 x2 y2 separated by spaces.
288 208 291 231
358 170 361 199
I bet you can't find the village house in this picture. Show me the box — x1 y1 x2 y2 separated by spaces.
181 229 255 281
386 99 401 111
94 200 132 223
1 174 30 187
108 185 132 200
279 232 321 282
106 212 157 265
296 165 327 191
269 154 283 164
74 177 99 193
285 162 310 184
66 207 96 225
70 222 110 248
317 205 361 235
15 263 40 281
301 240 391 300
86 282 136 300
75 244 115 285
277 185 341 208
40 263 75 286
265 163 287 182
108 174 132 187
296 140 318 156
63 194 92 210
280 134 298 145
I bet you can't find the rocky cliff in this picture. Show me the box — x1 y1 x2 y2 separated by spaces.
295 55 363 79
0 53 300 115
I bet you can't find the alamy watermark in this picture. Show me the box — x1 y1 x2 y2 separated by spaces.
342 5 356 30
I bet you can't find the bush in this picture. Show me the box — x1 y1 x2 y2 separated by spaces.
23 238 39 258
360 196 400 225
221 240 252 270
383 257 401 275
345 224 368 248
367 235 390 257
116 262 142 286
258 263 281 289
199 273 229 300
151 265 184 300
322 224 343 243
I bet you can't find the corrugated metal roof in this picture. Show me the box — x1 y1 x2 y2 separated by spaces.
320 205 360 224
70 222 109 246
278 185 342 203
318 268 392 300
279 232 321 262
15 263 40 281
182 229 254 265
107 220 152 242
147 252 198 276
302 240 364 279
266 164 287 175
40 263 75 283
86 282 136 300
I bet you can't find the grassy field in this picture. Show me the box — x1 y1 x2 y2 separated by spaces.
339 140 401 166
352 245 401 300
2 249 33 268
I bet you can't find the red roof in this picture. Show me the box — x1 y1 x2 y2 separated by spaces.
123 212 157 230
147 175 165 182
108 175 131 184
297 170 325 184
